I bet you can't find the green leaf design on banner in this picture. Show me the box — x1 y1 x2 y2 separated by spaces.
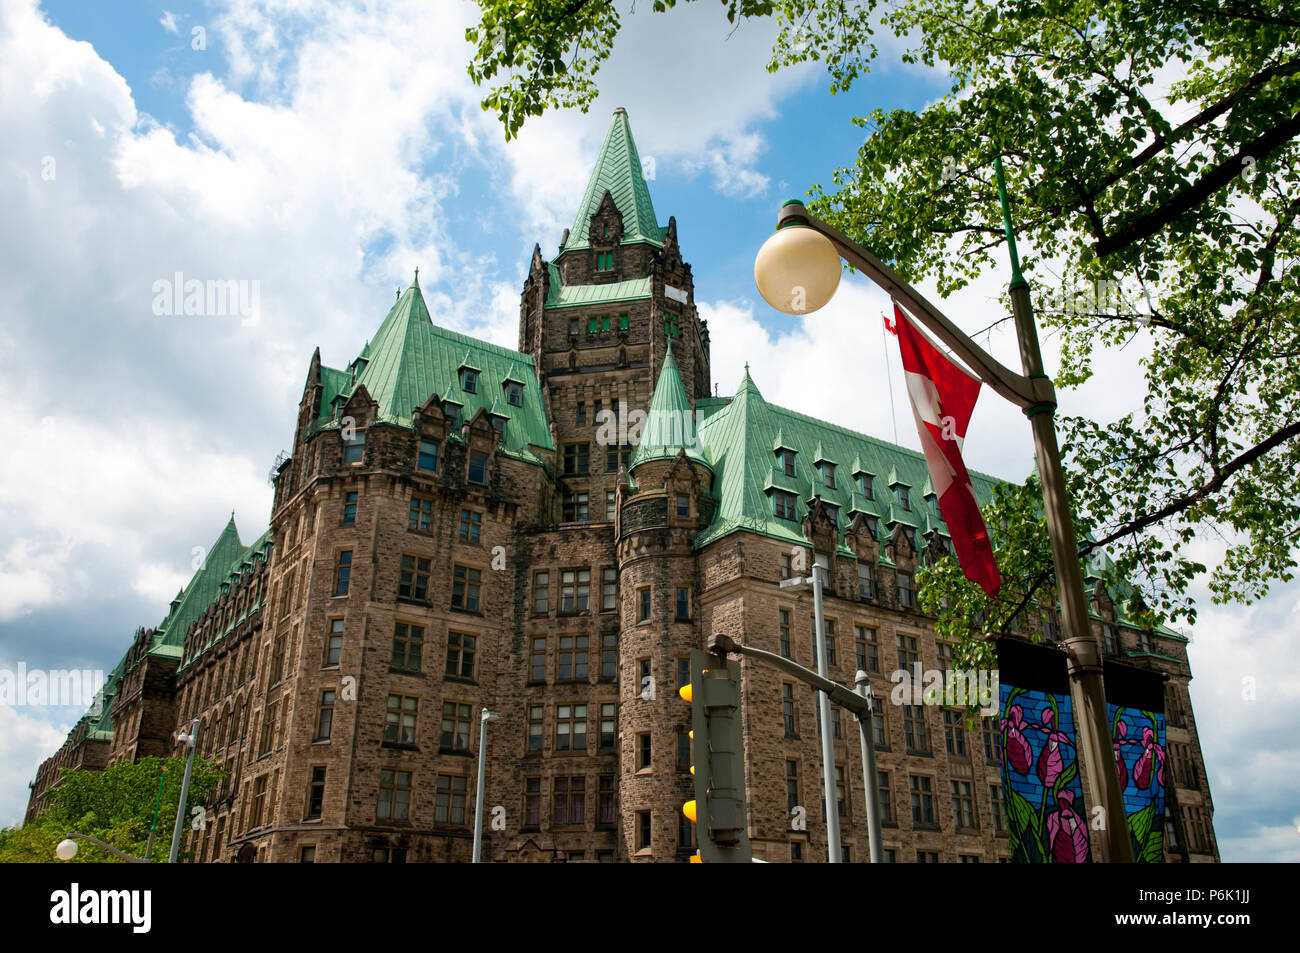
1007 787 1043 863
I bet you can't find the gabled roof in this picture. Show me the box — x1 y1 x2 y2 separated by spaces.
150 516 248 656
630 343 710 471
312 278 554 461
562 109 666 254
692 369 1001 553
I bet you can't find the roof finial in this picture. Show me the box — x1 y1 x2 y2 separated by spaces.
413 266 419 285
744 361 750 376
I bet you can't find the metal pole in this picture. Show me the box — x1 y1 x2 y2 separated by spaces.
854 672 884 863
144 768 167 862
472 709 500 863
168 719 199 864
811 553 841 863
995 157 1132 862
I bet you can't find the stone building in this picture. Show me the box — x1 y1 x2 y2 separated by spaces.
26 109 1219 862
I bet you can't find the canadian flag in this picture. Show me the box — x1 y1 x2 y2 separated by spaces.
892 302 1001 597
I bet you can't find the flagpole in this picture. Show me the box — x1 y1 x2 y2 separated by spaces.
994 155 1132 862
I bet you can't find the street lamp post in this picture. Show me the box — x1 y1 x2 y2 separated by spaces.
168 718 199 864
854 673 884 864
810 552 842 863
755 191 1133 862
472 708 502 863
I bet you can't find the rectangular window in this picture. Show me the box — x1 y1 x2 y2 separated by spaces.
675 587 690 620
554 776 586 827
600 703 616 748
467 451 488 485
772 490 797 520
903 705 929 753
527 706 544 752
605 489 617 521
952 779 977 830
417 439 438 471
524 778 541 829
533 571 549 614
434 775 467 826
409 496 433 532
598 775 616 827
873 709 887 748
819 461 836 488
910 775 936 828
344 433 365 464
306 766 327 821
325 618 343 667
250 775 267 828
877 770 894 824
897 571 915 609
990 784 1006 835
506 381 523 407
529 637 547 683
677 731 691 770
637 733 652 770
555 704 587 752
440 702 472 750
560 568 591 613
260 698 278 755
780 554 792 580
897 633 919 670
334 551 352 595
857 472 873 498
619 313 629 331
983 720 1003 766
944 709 968 758
897 485 910 509
916 850 939 863
398 554 431 601
601 568 617 611
314 691 335 742
782 683 797 736
638 587 651 622
563 443 590 475
451 565 481 611
1103 623 1120 655
835 764 847 817
779 449 796 477
601 632 617 678
378 769 411 821
343 491 358 524
855 625 878 673
779 609 792 658
558 635 589 681
391 622 423 671
785 760 800 813
636 811 651 851
459 509 482 542
446 632 477 679
605 444 633 472
384 694 418 745
676 495 690 518
562 492 589 522
857 564 875 600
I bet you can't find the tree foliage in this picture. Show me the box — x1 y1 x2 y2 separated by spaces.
467 1 1300 636
0 756 223 863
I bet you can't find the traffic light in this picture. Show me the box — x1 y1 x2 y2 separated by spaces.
679 648 752 862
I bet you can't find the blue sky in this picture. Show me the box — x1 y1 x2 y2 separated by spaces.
1 0 1295 861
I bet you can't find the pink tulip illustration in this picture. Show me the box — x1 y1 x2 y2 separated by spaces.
1112 720 1129 790
1001 705 1032 775
1036 707 1068 788
1046 789 1090 863
1133 726 1166 791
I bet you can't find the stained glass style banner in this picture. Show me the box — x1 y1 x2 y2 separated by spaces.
995 638 1166 863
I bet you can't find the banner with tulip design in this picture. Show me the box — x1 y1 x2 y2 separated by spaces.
996 638 1166 863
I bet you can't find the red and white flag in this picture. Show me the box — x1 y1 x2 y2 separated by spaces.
891 302 1001 597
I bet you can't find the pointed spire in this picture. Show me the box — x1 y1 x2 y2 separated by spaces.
413 266 420 287
630 341 710 472
562 109 663 253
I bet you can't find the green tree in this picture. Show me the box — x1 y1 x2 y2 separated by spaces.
467 0 1300 644
0 756 223 863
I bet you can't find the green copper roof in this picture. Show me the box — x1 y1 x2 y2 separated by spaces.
313 279 554 462
149 516 248 656
630 343 711 471
562 109 666 253
545 269 653 310
692 369 1000 554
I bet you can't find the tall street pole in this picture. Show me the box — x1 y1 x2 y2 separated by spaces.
995 157 1132 862
144 768 167 862
811 552 841 863
168 718 199 864
472 709 501 863
854 673 883 863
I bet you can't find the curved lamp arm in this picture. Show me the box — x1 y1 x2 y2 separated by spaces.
63 832 150 863
775 201 1055 411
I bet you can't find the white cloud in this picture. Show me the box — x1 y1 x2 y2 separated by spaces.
160 10 179 35
0 705 72 828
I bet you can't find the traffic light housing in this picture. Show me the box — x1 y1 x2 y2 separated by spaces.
679 648 751 863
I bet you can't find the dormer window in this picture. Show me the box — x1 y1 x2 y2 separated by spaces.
856 472 874 499
505 381 523 407
596 252 614 271
602 224 610 238
443 401 462 427
771 490 797 521
490 415 507 438
778 449 796 477
896 485 910 510
459 368 478 394
818 461 836 489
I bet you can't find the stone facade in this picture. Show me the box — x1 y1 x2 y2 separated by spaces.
26 110 1219 864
